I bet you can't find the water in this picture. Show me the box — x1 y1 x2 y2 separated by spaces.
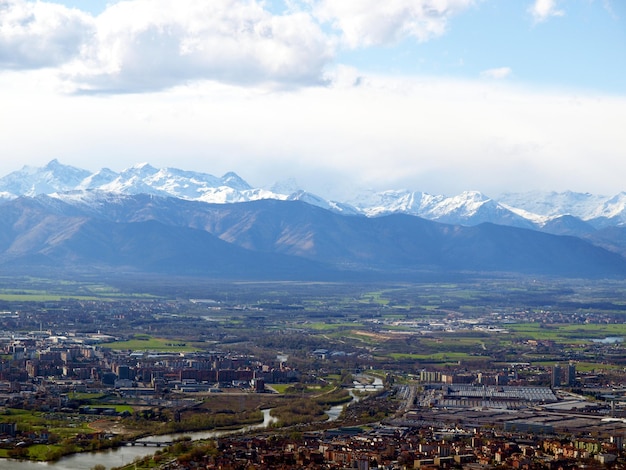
0 445 157 469
0 381 379 469
0 410 277 470
326 403 344 421
135 409 277 443
326 390 360 421
327 375 382 421
352 376 384 392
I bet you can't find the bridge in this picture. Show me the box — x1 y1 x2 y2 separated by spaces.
124 440 174 447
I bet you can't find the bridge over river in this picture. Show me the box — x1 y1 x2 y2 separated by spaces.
125 439 174 447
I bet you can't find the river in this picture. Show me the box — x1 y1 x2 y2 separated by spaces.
326 390 361 421
0 410 277 470
135 408 277 443
0 381 378 469
0 445 155 470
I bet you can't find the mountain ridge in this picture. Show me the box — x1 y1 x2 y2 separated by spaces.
2 160 624 230
2 160 626 278
0 192 624 280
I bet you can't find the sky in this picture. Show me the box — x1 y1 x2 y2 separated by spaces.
1 0 625 199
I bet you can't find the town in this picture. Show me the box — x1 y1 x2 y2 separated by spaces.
1 279 626 469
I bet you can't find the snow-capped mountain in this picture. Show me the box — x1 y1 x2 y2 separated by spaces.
589 193 626 226
86 162 259 201
1 160 626 230
287 190 361 215
3 160 626 280
498 191 626 228
346 189 535 228
0 160 285 205
348 189 443 217
0 159 92 196
497 191 610 220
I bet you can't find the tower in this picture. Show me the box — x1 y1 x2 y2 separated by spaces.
565 361 576 386
551 364 561 388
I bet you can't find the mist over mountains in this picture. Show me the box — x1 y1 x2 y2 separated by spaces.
1 160 625 280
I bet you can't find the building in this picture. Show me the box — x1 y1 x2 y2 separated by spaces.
551 364 561 388
565 361 576 386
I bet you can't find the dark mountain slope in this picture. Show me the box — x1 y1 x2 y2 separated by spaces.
440 223 626 277
540 215 597 237
0 201 335 279
583 226 626 259
186 201 626 277
0 194 625 279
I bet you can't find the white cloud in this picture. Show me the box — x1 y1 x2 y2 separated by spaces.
64 0 334 92
311 0 476 48
528 0 565 23
0 0 334 92
0 0 479 93
0 0 94 69
480 67 512 79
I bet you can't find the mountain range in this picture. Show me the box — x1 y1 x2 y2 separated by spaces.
4 159 626 229
1 159 625 281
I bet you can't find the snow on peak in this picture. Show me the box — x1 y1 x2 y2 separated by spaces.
44 158 63 169
498 190 608 219
589 192 626 221
430 191 490 217
348 189 434 217
0 159 91 197
221 172 251 191
132 162 152 170
270 178 301 195
78 168 119 190
1 160 626 229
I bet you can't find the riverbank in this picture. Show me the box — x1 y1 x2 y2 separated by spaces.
0 377 380 465
0 410 274 469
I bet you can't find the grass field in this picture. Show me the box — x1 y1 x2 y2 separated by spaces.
387 352 490 362
301 322 357 331
99 336 201 352
267 384 291 394
506 323 626 343
0 277 161 301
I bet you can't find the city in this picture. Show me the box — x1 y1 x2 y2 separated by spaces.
0 280 625 468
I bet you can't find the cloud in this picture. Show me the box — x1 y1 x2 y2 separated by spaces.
0 0 479 93
311 0 477 48
0 0 334 92
0 0 94 69
480 67 512 79
64 0 334 93
528 0 565 23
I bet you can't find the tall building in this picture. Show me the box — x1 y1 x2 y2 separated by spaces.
565 361 576 386
551 364 561 388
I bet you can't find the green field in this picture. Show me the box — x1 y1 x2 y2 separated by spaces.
301 322 357 331
99 336 201 352
0 277 161 301
267 384 292 394
506 323 626 343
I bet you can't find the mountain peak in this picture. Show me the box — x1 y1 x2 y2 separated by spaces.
44 158 62 169
0 159 91 197
132 162 152 169
459 190 489 200
220 172 251 191
270 178 302 195
40 158 92 173
1 161 626 231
